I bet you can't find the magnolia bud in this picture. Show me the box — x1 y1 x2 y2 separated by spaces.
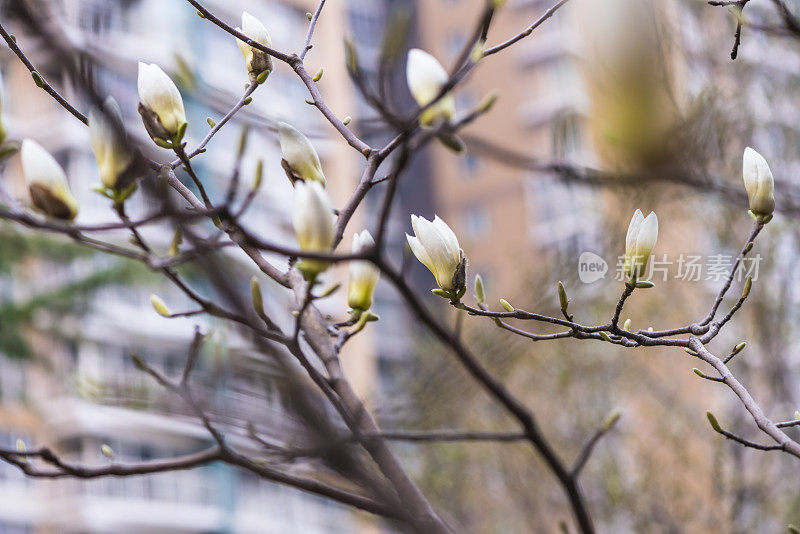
137 62 187 143
89 96 135 191
406 214 465 293
406 48 455 127
742 147 775 217
348 230 380 312
150 294 172 317
279 122 326 186
236 11 273 82
474 274 485 304
706 411 722 433
21 139 78 220
624 209 658 278
251 276 264 315
293 181 335 278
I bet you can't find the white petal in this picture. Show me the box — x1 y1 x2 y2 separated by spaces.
21 139 67 187
279 122 325 185
625 208 644 258
635 211 658 259
241 11 272 47
137 62 186 134
293 182 334 252
413 216 458 289
432 215 460 265
406 233 436 276
406 48 448 107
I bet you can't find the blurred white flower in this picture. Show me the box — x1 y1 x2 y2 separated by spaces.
348 230 380 312
279 121 326 186
624 209 658 277
137 62 186 141
406 214 464 291
406 48 455 127
21 139 78 220
89 96 133 190
293 181 335 278
236 11 273 81
742 147 775 217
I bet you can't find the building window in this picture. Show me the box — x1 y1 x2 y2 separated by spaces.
460 153 481 177
464 206 490 238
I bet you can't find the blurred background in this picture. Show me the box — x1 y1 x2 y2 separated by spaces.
0 0 798 532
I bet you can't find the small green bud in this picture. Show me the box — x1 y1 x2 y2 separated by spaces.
499 298 514 312
706 411 722 433
313 68 323 82
168 227 182 257
150 294 172 317
432 288 451 299
622 318 631 332
15 439 25 453
743 276 752 298
101 444 114 459
744 242 753 253
9 35 15 42
602 410 621 431
599 331 612 342
733 342 747 355
154 137 173 149
306 12 313 20
474 274 485 304
256 70 270 84
635 281 655 289
557 281 568 312
692 368 704 378
647 327 654 332
684 348 698 356
438 133 465 152
31 71 45 88
251 277 264 314
253 159 263 190
319 282 341 298
788 525 800 534
130 351 147 371
342 116 352 126
794 411 800 420
470 40 485 63
175 121 188 143
365 312 380 322
344 35 358 75
196 9 205 18
206 117 216 128
243 96 253 105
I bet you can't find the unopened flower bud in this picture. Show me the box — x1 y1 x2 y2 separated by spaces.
348 230 380 312
293 181 334 278
279 122 326 186
406 48 455 127
89 96 135 191
624 209 658 278
236 12 273 82
150 294 172 317
21 139 78 220
406 214 465 293
742 147 775 217
137 62 187 143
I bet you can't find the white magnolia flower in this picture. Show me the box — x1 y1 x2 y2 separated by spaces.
348 230 380 312
137 62 186 139
236 11 273 80
293 181 335 277
406 214 464 291
279 121 326 186
742 146 775 217
21 139 78 220
406 48 455 127
624 209 658 277
89 96 133 190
